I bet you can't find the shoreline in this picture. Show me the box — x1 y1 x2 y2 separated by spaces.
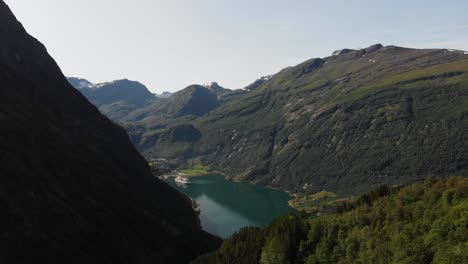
178 172 211 177
204 171 299 211
174 170 341 214
175 168 300 211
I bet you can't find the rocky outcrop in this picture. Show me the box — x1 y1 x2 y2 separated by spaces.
332 48 354 56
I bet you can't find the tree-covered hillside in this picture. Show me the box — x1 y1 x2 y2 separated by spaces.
193 176 468 264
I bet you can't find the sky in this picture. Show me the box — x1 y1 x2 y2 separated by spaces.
4 0 468 93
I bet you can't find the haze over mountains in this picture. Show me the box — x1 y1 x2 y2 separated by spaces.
71 44 468 196
2 0 467 262
67 77 248 121
0 1 219 263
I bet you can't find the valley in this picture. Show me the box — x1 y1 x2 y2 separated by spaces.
165 174 296 238
67 45 468 243
2 0 467 262
69 44 468 198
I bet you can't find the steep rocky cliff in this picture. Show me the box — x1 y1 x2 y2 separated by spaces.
131 44 468 195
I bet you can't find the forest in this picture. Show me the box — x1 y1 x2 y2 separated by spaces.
192 176 468 264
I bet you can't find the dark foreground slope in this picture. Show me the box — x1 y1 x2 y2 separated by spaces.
0 2 219 263
193 176 468 264
132 44 468 195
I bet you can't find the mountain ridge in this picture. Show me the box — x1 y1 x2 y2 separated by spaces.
123 43 468 195
67 77 157 120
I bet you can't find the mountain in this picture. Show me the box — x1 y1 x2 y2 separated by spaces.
67 77 92 88
120 82 245 122
67 78 156 120
74 79 155 107
129 44 468 195
205 82 249 104
110 82 249 158
160 84 220 117
0 1 219 263
157 91 173 98
203 81 227 91
244 75 273 92
193 176 468 264
121 84 219 123
62 81 245 160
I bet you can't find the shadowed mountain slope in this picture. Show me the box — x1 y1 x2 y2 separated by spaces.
0 1 219 263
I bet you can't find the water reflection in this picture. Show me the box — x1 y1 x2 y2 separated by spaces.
166 174 295 238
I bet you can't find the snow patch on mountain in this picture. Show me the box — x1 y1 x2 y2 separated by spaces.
203 82 221 89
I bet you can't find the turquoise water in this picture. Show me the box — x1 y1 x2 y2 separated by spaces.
166 174 296 238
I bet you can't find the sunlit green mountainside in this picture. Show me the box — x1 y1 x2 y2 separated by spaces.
0 1 219 263
70 45 468 196
193 176 468 264
125 44 468 195
124 83 237 121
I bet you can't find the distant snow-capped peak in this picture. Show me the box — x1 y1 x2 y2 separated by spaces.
156 91 172 98
203 82 219 89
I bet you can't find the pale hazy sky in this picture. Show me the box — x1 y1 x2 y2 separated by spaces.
5 0 468 93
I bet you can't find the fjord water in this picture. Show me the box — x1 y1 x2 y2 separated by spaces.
166 174 296 238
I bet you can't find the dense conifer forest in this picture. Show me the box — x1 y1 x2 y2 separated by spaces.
193 177 468 264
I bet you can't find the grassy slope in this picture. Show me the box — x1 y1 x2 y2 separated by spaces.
180 158 209 176
199 46 468 194
289 190 342 213
127 45 468 195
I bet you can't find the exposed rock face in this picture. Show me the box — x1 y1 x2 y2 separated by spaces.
332 48 355 56
244 76 273 91
364 43 384 53
0 1 219 263
130 44 468 195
